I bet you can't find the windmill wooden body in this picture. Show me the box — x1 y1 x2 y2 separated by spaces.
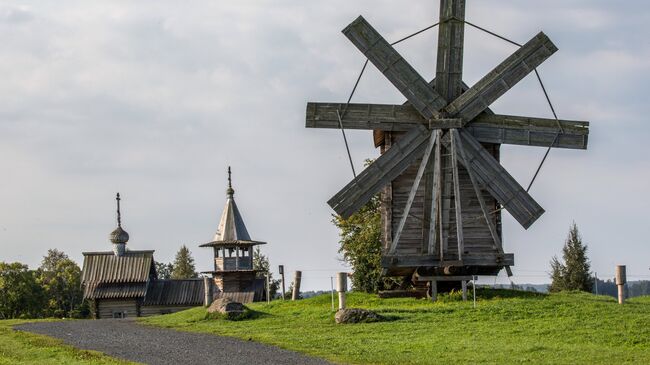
306 0 589 291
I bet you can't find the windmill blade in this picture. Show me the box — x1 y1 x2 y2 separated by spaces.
469 113 589 150
328 124 431 219
445 32 558 123
306 102 462 131
343 16 447 120
447 129 545 229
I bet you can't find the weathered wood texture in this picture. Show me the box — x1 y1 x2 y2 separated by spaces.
139 305 196 317
382 253 514 268
328 125 430 218
96 299 138 319
436 0 466 101
343 16 447 119
384 132 503 261
306 102 588 149
213 271 257 293
445 32 558 123
444 130 544 229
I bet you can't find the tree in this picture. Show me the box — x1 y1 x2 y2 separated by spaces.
37 249 85 318
155 261 174 279
549 222 593 293
253 247 280 299
171 245 198 279
0 262 45 319
332 182 399 293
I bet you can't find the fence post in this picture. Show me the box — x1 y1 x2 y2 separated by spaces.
292 271 302 300
203 276 213 307
615 265 626 305
336 272 347 310
279 265 285 300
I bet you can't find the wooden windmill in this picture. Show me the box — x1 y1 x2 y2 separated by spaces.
306 0 589 293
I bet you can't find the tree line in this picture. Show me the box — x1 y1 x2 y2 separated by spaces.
0 245 201 319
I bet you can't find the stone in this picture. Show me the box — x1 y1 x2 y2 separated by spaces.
207 298 245 319
334 308 382 324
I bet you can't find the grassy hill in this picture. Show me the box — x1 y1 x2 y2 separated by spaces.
141 289 650 364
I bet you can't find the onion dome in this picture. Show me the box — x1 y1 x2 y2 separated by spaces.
109 226 129 244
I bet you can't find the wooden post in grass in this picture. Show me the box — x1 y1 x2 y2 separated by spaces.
615 265 626 304
203 276 213 307
461 280 468 301
279 265 286 300
337 272 348 310
430 281 437 302
292 271 302 300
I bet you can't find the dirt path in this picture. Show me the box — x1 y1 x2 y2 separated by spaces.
15 319 333 365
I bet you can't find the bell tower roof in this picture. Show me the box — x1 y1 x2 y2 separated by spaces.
199 167 266 248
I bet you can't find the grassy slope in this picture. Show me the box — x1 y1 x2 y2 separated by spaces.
0 320 135 365
142 290 650 364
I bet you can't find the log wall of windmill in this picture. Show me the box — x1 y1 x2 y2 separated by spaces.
381 132 503 264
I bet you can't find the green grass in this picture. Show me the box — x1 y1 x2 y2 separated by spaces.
0 320 135 365
141 290 650 364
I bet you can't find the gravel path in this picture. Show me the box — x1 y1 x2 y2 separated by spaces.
15 319 334 365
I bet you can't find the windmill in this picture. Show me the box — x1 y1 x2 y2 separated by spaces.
306 0 590 297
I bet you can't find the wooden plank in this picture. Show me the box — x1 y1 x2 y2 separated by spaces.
389 131 437 254
469 113 589 149
381 253 514 268
307 102 588 149
445 32 558 123
451 130 545 229
328 125 430 219
452 129 513 276
436 0 466 101
427 130 442 255
305 102 462 130
342 16 447 120
449 129 464 260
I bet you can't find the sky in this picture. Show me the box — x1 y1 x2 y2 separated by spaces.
1 0 649 291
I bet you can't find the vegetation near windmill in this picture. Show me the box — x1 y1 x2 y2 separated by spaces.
37 249 86 318
171 245 198 279
332 181 399 292
252 247 280 299
549 222 593 293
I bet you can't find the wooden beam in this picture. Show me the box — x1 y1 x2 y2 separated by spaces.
328 125 430 219
306 102 589 149
469 113 589 150
342 16 447 120
449 130 545 229
305 102 462 130
452 129 513 277
381 253 515 268
445 32 558 123
449 129 464 260
428 130 442 256
389 131 437 254
436 0 466 101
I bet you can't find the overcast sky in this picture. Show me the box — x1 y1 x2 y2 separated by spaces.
1 0 648 290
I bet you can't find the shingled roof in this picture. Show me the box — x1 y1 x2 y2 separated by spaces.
199 167 266 247
81 250 155 299
143 279 205 306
